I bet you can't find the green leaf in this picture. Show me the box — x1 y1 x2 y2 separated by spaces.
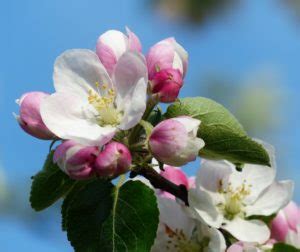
272 243 300 252
61 181 90 231
30 151 75 211
165 97 270 166
99 180 159 251
64 180 159 252
65 180 114 251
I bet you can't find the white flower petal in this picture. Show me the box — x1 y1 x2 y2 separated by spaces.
41 92 115 145
197 159 233 192
229 165 276 204
245 180 294 217
172 117 200 135
196 223 226 252
118 77 147 130
99 30 129 59
286 226 300 249
158 197 195 238
54 49 112 95
172 51 184 74
188 188 223 228
222 217 270 243
207 227 227 252
113 52 147 130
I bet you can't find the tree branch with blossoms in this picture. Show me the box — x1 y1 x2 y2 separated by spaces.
15 27 298 252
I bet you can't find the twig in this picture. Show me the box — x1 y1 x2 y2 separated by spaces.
136 166 189 206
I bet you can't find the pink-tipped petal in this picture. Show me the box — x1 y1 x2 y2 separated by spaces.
53 140 76 163
96 40 117 76
271 211 290 241
126 27 142 52
146 42 174 78
284 201 300 231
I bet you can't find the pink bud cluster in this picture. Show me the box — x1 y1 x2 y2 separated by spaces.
53 141 132 180
15 27 201 180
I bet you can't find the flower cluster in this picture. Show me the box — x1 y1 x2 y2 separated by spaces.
16 27 298 251
148 142 294 251
15 27 203 180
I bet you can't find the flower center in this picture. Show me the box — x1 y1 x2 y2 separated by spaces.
164 225 209 252
218 180 252 220
87 82 121 127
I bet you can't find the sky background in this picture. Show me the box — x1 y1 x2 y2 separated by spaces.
1 0 300 251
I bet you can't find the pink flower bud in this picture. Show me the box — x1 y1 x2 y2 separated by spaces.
54 140 99 180
96 27 142 75
150 68 183 103
15 92 55 140
149 117 204 166
271 201 300 241
95 141 132 177
146 37 188 79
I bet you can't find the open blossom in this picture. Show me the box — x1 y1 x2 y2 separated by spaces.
96 27 142 75
188 142 293 244
149 117 205 166
15 92 55 140
159 165 195 199
54 140 99 180
41 49 148 146
147 38 188 102
95 141 132 177
271 201 300 242
151 196 226 252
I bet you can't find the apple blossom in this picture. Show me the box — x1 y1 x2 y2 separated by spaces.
96 27 142 75
149 117 205 166
151 196 226 252
15 92 55 140
147 38 188 102
188 143 293 244
95 141 132 177
271 201 300 242
41 49 148 146
53 140 99 180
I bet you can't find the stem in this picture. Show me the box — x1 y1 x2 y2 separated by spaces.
136 166 189 206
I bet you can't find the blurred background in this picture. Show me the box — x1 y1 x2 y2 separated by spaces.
1 0 300 250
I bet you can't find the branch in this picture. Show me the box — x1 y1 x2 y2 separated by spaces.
134 166 189 206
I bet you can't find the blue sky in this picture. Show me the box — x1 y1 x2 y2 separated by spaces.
1 0 300 251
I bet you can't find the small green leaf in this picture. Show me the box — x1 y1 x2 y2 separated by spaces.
165 97 270 166
30 151 74 211
64 180 159 252
272 243 300 252
147 107 164 126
